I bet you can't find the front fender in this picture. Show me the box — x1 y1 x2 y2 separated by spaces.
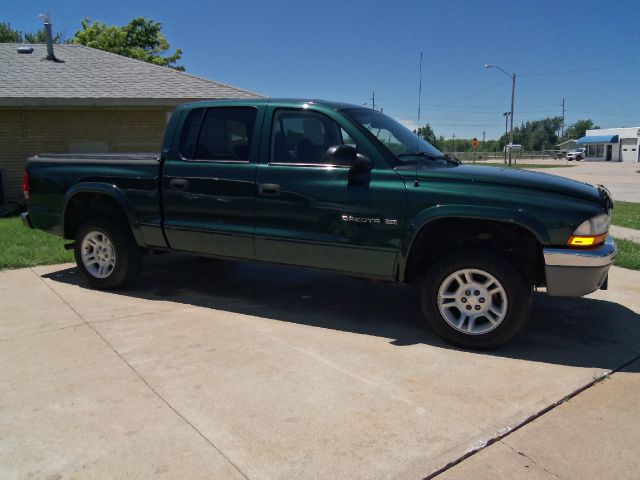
397 205 549 281
62 182 145 246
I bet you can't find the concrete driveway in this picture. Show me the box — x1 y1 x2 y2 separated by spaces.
532 160 640 202
1 256 640 479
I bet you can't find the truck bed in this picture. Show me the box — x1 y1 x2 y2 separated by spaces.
26 152 163 245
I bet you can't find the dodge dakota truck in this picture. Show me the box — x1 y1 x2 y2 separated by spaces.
22 99 616 349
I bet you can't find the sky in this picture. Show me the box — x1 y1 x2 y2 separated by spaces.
2 0 638 139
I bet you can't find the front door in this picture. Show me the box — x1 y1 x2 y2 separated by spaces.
163 106 262 259
254 107 406 278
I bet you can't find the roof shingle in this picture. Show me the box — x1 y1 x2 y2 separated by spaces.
0 43 262 107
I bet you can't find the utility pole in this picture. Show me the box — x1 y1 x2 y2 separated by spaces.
508 73 516 166
371 91 375 110
561 98 565 137
452 133 456 154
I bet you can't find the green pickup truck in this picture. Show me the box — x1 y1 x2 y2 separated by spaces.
22 99 616 349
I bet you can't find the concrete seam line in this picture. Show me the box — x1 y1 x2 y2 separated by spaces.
0 321 86 343
423 351 640 480
32 269 251 480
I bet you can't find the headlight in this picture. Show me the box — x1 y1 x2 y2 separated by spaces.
567 213 610 247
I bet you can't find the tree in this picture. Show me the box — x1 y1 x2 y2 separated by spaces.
0 23 21 42
561 119 600 141
0 22 66 43
500 117 563 151
414 124 437 145
72 17 184 70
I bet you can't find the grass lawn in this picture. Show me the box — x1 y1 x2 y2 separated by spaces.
477 163 573 169
0 216 73 270
614 238 640 271
612 201 640 230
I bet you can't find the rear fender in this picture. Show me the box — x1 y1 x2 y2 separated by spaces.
62 182 145 246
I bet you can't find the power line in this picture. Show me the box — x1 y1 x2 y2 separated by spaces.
375 79 509 109
520 58 640 77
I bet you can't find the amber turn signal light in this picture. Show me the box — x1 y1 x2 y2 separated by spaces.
567 233 608 247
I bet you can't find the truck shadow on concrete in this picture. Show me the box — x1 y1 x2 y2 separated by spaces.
43 254 640 371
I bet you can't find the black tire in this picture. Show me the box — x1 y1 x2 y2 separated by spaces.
420 249 532 349
576 155 582 161
74 217 142 290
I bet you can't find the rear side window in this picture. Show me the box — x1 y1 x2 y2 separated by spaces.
178 108 205 160
178 107 257 161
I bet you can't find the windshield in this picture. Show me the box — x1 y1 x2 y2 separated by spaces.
343 108 444 163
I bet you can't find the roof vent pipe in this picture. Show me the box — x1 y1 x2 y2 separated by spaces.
38 12 56 61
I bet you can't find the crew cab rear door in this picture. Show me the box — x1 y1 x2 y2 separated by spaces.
253 105 406 278
162 104 264 259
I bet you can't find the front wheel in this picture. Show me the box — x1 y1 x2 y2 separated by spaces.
74 217 141 289
420 249 532 349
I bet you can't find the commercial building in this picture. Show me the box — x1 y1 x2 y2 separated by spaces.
576 127 640 162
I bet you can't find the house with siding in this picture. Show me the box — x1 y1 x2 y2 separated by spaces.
0 43 261 202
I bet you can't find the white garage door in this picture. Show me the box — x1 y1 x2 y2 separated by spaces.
621 138 638 162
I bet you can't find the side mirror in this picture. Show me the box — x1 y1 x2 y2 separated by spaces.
326 145 372 172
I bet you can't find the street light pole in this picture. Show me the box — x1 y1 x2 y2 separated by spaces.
485 64 516 166
503 112 510 164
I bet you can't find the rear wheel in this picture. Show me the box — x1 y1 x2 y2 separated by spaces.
74 217 141 289
420 249 531 349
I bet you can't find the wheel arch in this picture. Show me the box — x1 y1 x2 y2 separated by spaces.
400 206 548 285
62 183 145 246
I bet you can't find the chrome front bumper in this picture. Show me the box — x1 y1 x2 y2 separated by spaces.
543 236 616 297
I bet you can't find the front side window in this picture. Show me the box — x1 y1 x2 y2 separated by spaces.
178 107 257 161
270 109 352 165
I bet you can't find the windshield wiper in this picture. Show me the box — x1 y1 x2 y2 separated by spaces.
397 152 460 165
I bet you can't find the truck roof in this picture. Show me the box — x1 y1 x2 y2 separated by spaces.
177 98 362 111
